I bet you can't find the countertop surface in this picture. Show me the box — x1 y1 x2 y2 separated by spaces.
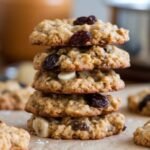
0 84 150 150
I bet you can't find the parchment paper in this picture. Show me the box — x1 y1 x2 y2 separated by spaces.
0 84 150 150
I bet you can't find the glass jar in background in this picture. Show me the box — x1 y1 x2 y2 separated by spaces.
0 0 72 63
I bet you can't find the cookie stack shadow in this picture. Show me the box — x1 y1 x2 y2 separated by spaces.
25 16 130 140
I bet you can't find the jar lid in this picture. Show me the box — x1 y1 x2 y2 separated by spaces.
105 0 150 10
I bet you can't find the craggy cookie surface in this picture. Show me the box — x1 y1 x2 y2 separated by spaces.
0 121 30 150
128 89 150 116
26 91 120 117
30 16 129 47
33 70 125 94
27 113 125 140
33 45 130 72
134 120 150 147
0 81 34 110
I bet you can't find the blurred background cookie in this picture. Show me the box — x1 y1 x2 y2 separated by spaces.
133 120 150 147
128 89 150 116
0 121 30 149
0 80 34 110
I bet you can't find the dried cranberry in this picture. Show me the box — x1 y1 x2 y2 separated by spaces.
43 53 59 70
71 120 89 131
84 94 109 108
73 15 97 25
69 31 91 46
138 94 150 111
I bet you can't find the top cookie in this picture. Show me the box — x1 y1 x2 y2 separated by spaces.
30 16 129 47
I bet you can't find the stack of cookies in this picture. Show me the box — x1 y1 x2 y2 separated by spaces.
26 16 130 140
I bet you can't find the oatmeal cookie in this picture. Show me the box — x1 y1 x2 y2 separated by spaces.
26 91 120 117
0 80 22 92
33 45 130 71
27 113 125 139
128 89 150 116
33 70 125 94
0 121 30 150
0 81 34 110
30 16 129 47
134 120 150 147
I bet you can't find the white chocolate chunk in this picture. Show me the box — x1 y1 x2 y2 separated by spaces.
58 72 76 81
32 117 49 138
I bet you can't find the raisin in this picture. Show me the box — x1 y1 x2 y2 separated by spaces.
19 82 27 88
103 48 107 51
86 15 97 25
122 126 127 131
42 92 51 97
84 94 109 108
138 94 150 111
73 17 88 25
43 53 59 70
80 46 92 52
69 31 91 46
71 120 89 131
73 15 97 25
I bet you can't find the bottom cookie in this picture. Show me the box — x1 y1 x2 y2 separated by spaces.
134 120 150 147
0 121 30 150
27 113 125 140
